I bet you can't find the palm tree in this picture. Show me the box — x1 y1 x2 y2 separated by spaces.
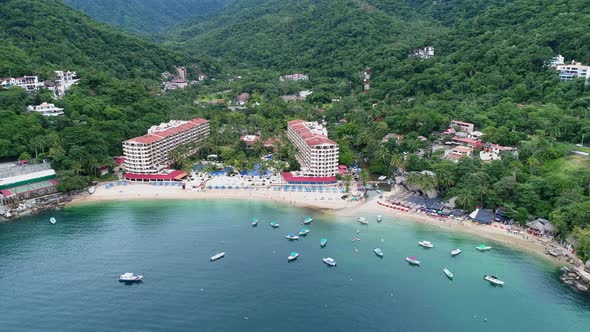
456 189 476 210
436 170 454 192
343 175 353 193
390 154 405 174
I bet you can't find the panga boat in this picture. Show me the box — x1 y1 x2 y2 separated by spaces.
251 218 258 226
303 216 313 224
484 275 504 286
323 257 336 266
451 248 462 256
50 217 57 224
358 217 368 224
418 241 434 248
476 244 492 251
210 252 225 261
270 221 280 228
376 215 383 222
286 233 300 240
299 227 310 236
118 272 143 282
443 268 454 279
405 256 420 265
320 238 328 247
373 248 384 257
288 252 300 261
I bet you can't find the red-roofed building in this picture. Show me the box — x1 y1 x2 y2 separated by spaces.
445 146 473 161
123 118 209 174
124 170 188 182
287 120 339 177
282 172 337 184
451 136 483 148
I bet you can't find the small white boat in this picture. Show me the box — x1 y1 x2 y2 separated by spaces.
269 221 280 228
405 256 420 265
323 257 336 267
443 268 454 279
303 216 313 224
418 241 434 248
285 233 300 240
376 215 383 222
210 252 225 261
358 217 368 225
352 237 361 242
118 272 143 282
373 248 384 257
451 249 462 256
484 275 504 286
288 252 300 261
50 217 57 224
299 227 310 236
476 244 492 251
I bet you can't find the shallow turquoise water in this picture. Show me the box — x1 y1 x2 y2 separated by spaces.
0 200 588 331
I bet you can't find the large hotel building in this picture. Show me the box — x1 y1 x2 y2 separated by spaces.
123 118 209 174
287 120 339 178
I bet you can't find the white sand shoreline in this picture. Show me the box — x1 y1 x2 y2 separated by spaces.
68 183 574 266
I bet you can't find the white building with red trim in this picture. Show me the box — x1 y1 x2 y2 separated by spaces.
123 118 209 175
287 120 339 177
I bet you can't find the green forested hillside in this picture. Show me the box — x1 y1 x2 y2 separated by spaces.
65 0 228 34
166 0 441 74
0 0 218 79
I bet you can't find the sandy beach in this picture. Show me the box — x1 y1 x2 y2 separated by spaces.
70 182 357 211
69 182 575 266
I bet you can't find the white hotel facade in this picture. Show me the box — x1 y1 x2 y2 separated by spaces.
123 118 209 174
287 120 339 177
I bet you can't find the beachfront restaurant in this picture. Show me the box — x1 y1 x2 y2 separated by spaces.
123 170 188 183
281 172 338 185
468 208 494 224
526 218 554 237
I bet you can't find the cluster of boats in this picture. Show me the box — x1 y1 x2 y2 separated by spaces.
405 239 503 285
254 216 335 265
118 214 505 286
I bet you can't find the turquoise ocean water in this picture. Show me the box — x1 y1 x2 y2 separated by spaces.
0 200 588 332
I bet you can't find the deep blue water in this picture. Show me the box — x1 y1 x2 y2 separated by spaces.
0 200 588 332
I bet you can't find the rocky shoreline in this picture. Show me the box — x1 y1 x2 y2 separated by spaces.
549 243 590 293
0 192 75 222
560 267 590 292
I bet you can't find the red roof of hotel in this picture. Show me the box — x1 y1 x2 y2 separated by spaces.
288 120 337 147
126 118 208 145
282 172 337 183
124 170 188 181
